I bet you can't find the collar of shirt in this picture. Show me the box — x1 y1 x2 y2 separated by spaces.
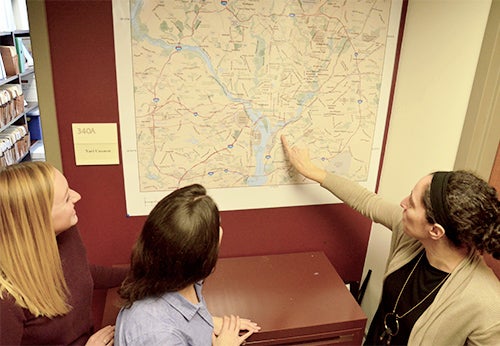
161 282 214 327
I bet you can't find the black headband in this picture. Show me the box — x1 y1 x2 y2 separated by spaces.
429 171 454 231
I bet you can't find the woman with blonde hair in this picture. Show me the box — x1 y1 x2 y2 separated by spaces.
0 161 127 345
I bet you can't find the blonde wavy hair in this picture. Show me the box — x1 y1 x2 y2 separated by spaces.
0 161 70 317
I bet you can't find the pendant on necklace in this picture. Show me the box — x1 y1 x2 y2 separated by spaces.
379 312 399 345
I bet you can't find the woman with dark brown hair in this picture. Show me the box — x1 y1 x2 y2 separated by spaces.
281 135 500 345
115 184 259 345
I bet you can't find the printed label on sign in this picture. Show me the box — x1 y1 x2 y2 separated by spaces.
72 123 120 165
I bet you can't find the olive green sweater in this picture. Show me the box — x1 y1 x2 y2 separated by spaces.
321 172 500 345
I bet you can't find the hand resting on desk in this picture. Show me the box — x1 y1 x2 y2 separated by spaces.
212 315 261 345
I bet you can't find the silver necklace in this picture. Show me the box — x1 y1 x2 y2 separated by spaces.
379 252 451 345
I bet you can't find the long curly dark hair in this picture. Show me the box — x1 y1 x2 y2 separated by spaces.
423 170 500 259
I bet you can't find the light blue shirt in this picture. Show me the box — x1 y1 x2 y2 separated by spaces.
115 282 214 345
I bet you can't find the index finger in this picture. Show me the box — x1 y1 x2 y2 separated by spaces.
280 134 289 148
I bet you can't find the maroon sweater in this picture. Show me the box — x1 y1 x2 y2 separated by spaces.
0 226 128 345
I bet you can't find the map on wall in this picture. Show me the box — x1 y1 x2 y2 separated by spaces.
112 0 404 215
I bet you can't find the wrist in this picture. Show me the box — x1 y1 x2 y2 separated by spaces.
309 168 327 184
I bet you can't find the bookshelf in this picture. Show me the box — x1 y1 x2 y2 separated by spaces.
1 18 44 166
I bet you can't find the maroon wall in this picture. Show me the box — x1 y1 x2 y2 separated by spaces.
44 0 374 323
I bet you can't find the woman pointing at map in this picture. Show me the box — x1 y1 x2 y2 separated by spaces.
281 135 500 345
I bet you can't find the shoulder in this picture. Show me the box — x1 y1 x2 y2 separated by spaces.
117 294 178 326
0 293 26 344
460 254 500 292
449 257 500 326
460 259 500 302
0 292 25 318
116 297 188 346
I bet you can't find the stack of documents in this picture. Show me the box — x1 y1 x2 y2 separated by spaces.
0 46 19 76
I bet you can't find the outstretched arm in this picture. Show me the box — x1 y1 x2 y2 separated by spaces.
282 134 401 229
281 135 327 184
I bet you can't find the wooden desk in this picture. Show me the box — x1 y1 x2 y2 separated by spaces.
204 252 367 345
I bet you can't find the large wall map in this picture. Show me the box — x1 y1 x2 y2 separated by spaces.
112 0 404 215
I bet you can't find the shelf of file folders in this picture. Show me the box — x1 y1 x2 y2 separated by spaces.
0 84 29 167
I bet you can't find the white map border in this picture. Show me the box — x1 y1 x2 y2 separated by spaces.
112 0 404 215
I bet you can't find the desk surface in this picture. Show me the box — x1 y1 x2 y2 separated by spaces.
204 252 367 345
